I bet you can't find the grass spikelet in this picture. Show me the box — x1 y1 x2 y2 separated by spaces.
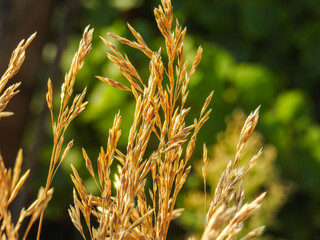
8 169 30 205
11 149 23 191
96 76 131 91
202 144 208 219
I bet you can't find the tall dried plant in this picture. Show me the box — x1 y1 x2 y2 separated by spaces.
183 109 288 239
0 26 93 240
69 0 213 239
181 109 291 239
69 1 266 240
201 107 266 240
66 1 264 240
0 33 54 240
36 26 93 240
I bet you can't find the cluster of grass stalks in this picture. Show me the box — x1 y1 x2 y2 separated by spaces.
0 32 54 240
200 108 265 240
183 110 289 239
1 0 267 239
0 26 93 240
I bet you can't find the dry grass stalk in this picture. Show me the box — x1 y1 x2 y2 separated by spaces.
0 149 54 240
0 35 53 240
0 150 27 240
201 107 266 240
0 33 36 118
69 0 213 239
36 26 93 240
1 26 93 240
69 0 266 239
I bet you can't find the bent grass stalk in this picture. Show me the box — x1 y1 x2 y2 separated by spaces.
35 26 93 240
0 33 36 118
0 26 93 240
0 33 54 240
201 107 265 240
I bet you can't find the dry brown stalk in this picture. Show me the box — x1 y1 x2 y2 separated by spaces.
0 34 54 240
35 26 93 240
201 107 265 240
70 0 213 239
0 150 28 240
0 32 36 118
0 24 92 240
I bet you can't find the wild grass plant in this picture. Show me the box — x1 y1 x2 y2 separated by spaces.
0 26 93 240
182 110 289 239
1 0 268 239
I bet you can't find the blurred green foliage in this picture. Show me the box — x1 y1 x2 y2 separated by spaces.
22 0 320 239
